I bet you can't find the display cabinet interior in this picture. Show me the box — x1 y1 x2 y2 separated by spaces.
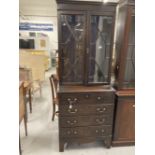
57 0 116 86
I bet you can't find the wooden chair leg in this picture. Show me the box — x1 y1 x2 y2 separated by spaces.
28 89 32 113
24 97 28 122
19 133 22 155
31 88 36 102
24 115 28 136
52 103 56 121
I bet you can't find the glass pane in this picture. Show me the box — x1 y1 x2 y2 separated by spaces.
123 16 135 88
60 14 85 83
88 16 113 83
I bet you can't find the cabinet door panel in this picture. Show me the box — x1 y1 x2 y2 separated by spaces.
113 98 135 142
60 12 86 84
123 16 135 88
88 15 114 84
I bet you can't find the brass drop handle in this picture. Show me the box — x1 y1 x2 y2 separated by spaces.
67 130 77 135
96 129 105 133
67 98 78 102
85 94 89 99
86 47 89 54
67 98 71 101
69 104 73 109
74 98 77 101
67 120 77 125
67 98 72 109
101 129 105 133
68 108 78 114
96 118 105 123
97 96 102 100
97 107 106 112
103 107 106 111
67 98 78 109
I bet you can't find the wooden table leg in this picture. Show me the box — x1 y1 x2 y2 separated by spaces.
24 115 28 136
19 132 22 155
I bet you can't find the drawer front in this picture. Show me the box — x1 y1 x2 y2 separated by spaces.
60 136 112 144
59 92 115 105
60 115 113 127
59 104 114 116
60 125 112 138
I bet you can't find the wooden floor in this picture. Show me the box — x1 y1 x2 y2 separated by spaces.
20 68 135 155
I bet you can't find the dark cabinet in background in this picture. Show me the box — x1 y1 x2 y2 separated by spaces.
114 0 135 90
112 0 135 146
112 91 135 146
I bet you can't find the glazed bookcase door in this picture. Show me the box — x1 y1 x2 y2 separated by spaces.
87 13 114 84
59 12 86 84
123 15 135 88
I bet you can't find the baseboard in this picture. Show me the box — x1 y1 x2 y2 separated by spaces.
112 140 135 146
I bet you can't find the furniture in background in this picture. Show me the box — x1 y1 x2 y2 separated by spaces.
19 51 45 98
56 0 117 151
113 90 135 146
112 0 135 146
19 67 32 113
50 50 58 68
19 82 28 135
20 49 50 71
49 74 59 121
19 82 28 155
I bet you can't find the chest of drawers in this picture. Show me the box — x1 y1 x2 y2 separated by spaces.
58 86 115 152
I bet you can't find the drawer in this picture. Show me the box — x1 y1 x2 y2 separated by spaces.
60 115 113 127
59 92 114 105
60 125 112 138
59 104 114 116
89 125 112 138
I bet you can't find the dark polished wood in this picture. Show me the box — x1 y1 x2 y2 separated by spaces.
19 82 28 155
60 115 113 127
56 0 116 85
56 0 120 151
49 74 59 121
112 90 135 146
23 82 32 115
19 134 22 155
112 0 135 146
114 0 135 90
58 85 115 152
19 68 32 113
19 82 27 136
28 88 32 113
